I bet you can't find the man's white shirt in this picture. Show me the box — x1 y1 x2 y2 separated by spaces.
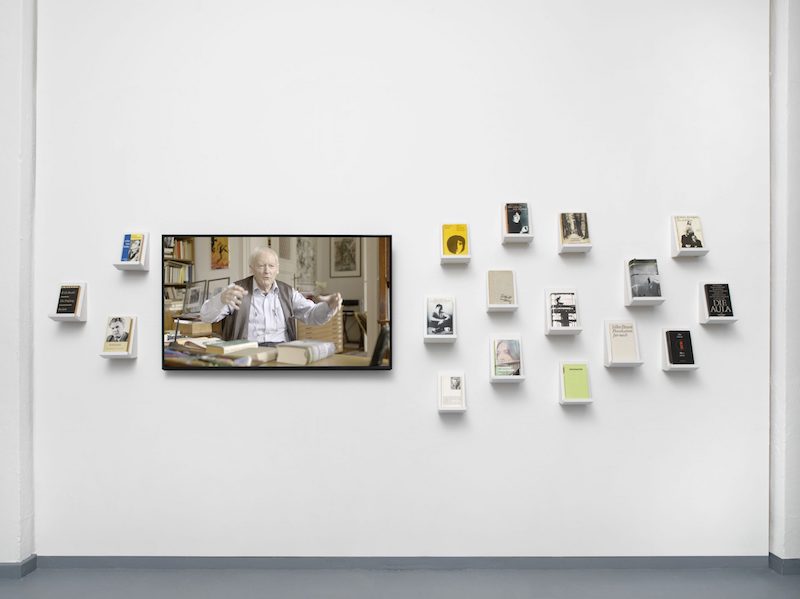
200 283 332 343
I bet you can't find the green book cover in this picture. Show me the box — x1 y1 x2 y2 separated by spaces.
562 363 590 400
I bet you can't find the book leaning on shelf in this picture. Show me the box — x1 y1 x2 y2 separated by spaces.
120 233 145 263
277 340 337 365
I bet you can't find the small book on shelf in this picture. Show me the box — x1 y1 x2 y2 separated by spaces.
441 224 470 263
487 270 518 311
671 215 708 257
560 362 592 404
49 282 87 321
277 340 337 365
501 202 533 243
545 289 581 334
438 372 466 412
114 233 149 270
558 212 592 253
604 320 642 367
101 315 137 358
625 258 664 305
490 337 525 382
700 283 736 324
662 329 698 370
424 296 457 343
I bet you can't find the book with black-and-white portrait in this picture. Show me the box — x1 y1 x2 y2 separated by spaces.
545 288 581 334
671 215 708 257
438 372 466 412
102 316 134 353
625 259 664 305
424 296 457 343
487 270 518 311
559 212 591 253
502 202 533 243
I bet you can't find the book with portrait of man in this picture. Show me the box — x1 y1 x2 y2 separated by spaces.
103 316 134 353
120 233 145 263
438 371 466 412
425 296 456 339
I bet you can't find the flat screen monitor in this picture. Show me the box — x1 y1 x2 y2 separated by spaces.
162 235 391 370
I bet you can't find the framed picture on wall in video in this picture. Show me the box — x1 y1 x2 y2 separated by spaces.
330 237 361 277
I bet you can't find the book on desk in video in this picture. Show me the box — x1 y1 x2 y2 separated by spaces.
277 340 337 365
205 339 258 354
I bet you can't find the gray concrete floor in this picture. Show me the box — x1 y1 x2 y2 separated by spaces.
0 567 799 599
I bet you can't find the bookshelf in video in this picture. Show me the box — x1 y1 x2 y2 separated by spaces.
163 236 195 331
162 235 391 369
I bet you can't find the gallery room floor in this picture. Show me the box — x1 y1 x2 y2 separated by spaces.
1 566 799 599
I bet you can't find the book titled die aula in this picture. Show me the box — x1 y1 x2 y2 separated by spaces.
704 284 734 317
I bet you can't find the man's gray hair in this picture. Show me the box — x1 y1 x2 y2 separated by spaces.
249 245 279 267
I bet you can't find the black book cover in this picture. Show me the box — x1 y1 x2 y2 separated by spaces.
704 284 734 317
56 286 80 314
666 330 694 365
505 203 529 234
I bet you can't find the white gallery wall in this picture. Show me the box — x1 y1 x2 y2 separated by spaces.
0 0 35 564
33 0 769 556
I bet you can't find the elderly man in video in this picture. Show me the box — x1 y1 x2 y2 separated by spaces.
200 246 342 344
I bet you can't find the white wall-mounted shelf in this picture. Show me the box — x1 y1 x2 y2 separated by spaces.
437 371 466 412
559 361 592 405
48 282 87 322
544 288 582 335
100 315 138 359
489 336 525 383
699 282 737 324
624 259 665 306
603 319 643 367
661 328 698 371
113 232 150 271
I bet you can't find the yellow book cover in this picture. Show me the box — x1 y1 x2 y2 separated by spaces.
442 224 469 256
